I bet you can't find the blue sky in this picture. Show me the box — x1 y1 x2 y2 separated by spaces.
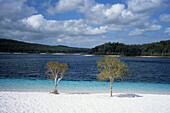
0 0 170 48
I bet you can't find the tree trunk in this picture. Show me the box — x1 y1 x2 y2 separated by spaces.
53 78 59 94
110 78 114 97
54 78 57 91
53 84 59 94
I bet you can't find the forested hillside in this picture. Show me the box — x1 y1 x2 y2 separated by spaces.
0 39 89 53
89 40 170 56
1 39 169 56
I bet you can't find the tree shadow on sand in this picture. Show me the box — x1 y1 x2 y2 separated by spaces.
114 94 143 98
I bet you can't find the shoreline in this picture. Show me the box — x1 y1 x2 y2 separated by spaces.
1 90 170 95
0 52 170 58
1 78 170 95
0 52 91 56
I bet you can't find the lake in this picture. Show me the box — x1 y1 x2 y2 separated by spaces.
0 53 170 94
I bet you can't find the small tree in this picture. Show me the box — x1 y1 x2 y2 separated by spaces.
45 61 68 94
97 56 130 97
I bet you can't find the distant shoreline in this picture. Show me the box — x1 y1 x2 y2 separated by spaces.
134 56 170 58
0 52 86 55
0 52 170 58
0 52 94 56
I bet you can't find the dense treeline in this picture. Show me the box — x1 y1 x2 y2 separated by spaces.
1 39 170 56
0 39 89 53
89 40 170 56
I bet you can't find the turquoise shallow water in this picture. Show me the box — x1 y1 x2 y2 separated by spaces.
0 79 170 94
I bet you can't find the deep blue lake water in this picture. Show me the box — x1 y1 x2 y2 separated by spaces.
0 53 170 83
0 53 170 94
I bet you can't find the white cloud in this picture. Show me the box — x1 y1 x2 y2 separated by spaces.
78 0 95 13
46 0 95 15
0 0 169 47
0 0 37 21
129 24 162 36
52 35 110 48
45 0 165 34
80 0 167 36
0 14 108 45
165 28 170 36
85 3 125 25
160 14 170 25
127 0 167 14
0 0 38 40
83 0 166 27
22 14 45 29
47 0 84 15
21 14 107 36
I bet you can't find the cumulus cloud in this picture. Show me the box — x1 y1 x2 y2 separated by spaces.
47 0 84 15
0 0 109 47
45 0 166 35
165 28 170 36
127 0 167 14
0 13 109 46
85 4 149 29
22 14 45 29
46 0 166 27
0 0 169 47
129 24 162 36
83 0 167 27
0 0 37 21
52 35 109 47
81 0 167 36
21 14 107 36
0 0 38 40
84 3 125 25
46 0 95 15
160 14 170 25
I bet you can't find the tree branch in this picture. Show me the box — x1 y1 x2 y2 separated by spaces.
49 79 55 86
50 69 55 79
57 76 63 86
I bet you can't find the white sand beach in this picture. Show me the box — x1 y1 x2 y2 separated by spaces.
0 92 170 113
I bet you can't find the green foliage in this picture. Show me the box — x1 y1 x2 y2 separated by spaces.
45 61 68 79
97 56 130 81
0 39 89 53
97 56 130 97
1 39 169 56
89 40 170 56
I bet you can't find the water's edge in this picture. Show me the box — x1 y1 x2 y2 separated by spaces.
1 78 170 95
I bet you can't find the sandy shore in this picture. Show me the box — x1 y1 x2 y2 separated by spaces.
0 92 170 113
1 52 169 58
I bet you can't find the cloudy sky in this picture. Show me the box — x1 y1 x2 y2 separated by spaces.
0 0 170 48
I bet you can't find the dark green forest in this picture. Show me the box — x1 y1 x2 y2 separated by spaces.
0 39 89 53
0 39 170 56
89 40 170 56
